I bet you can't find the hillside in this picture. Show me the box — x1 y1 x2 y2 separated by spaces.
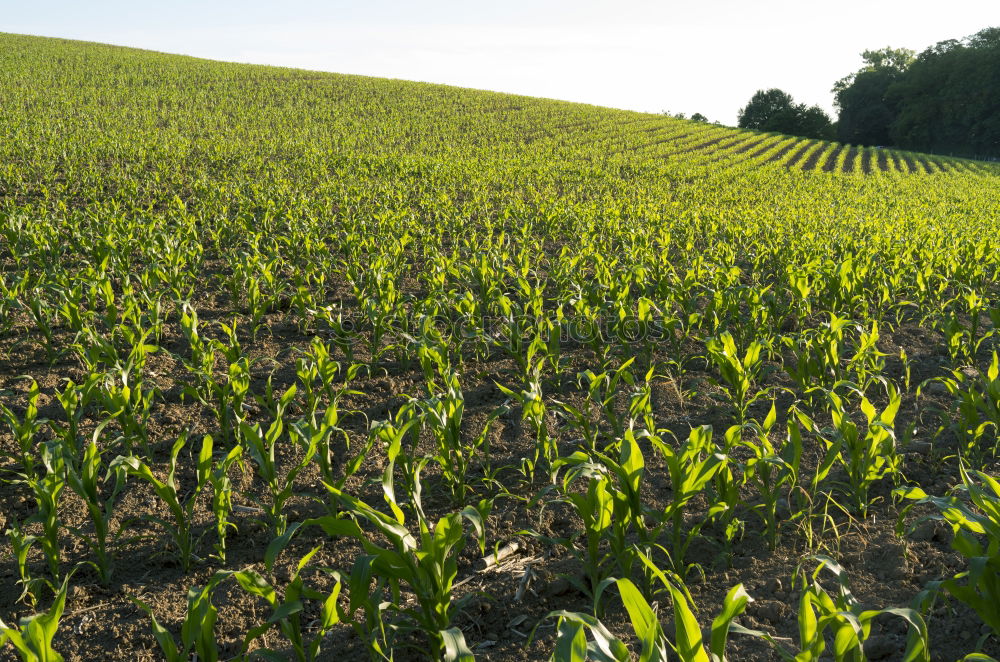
2 33 1000 662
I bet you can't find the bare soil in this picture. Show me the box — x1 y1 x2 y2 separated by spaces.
2 292 998 661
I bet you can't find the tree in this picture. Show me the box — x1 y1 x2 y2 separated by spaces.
833 48 914 145
832 29 1000 158
796 105 837 141
738 89 835 140
690 112 709 123
738 89 795 130
888 29 1000 157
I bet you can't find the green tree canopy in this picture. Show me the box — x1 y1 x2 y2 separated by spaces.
833 48 915 146
738 88 835 140
889 28 1000 157
832 29 1000 158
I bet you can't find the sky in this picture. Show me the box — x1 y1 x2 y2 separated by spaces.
4 0 998 125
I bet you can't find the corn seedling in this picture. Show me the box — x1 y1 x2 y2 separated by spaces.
65 435 126 584
825 388 902 516
207 443 243 563
497 364 554 482
241 385 317 536
5 518 42 608
25 442 66 580
311 477 484 661
0 575 71 662
1 378 46 478
540 576 751 662
743 404 801 548
648 426 728 573
233 546 343 662
896 465 1000 636
416 370 503 503
705 332 767 426
132 572 230 662
112 433 212 572
733 556 930 662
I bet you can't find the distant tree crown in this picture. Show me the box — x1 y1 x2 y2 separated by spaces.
737 88 834 140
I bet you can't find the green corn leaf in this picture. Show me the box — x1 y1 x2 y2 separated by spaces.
441 627 476 662
668 581 709 662
709 584 752 662
616 578 668 662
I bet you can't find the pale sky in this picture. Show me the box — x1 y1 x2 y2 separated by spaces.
5 0 997 124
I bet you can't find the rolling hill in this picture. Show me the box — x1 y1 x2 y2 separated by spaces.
2 33 1000 662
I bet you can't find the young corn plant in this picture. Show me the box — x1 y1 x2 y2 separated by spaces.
112 433 212 572
711 425 749 557
0 575 71 662
207 443 243 563
291 405 373 515
553 398 601 454
533 457 618 599
824 388 902 517
705 332 767 426
314 305 357 363
26 441 66 581
782 314 851 407
929 351 1000 465
1 378 46 478
313 478 484 661
132 572 231 662
591 430 649 580
232 546 343 662
497 363 554 482
575 357 637 444
5 518 43 608
95 369 158 455
372 401 425 507
295 335 366 420
896 465 1000 636
540 576 751 662
743 405 802 549
495 293 540 374
65 436 126 584
50 375 99 458
25 287 60 364
846 320 888 393
648 426 728 574
734 556 930 662
935 290 993 366
532 430 648 598
209 355 251 446
241 385 317 536
416 370 503 504
178 304 218 405
180 318 250 446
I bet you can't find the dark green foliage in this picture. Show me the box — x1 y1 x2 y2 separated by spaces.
737 89 835 140
834 30 1000 158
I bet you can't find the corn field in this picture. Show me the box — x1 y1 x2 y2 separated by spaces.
2 33 1000 662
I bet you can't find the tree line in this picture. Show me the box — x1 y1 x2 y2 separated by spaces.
736 27 1000 159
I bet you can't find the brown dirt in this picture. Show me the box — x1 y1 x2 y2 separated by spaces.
876 150 889 172
822 145 844 172
783 141 818 169
800 145 828 171
898 153 919 173
763 140 800 164
861 150 873 174
842 147 859 173
2 292 998 662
